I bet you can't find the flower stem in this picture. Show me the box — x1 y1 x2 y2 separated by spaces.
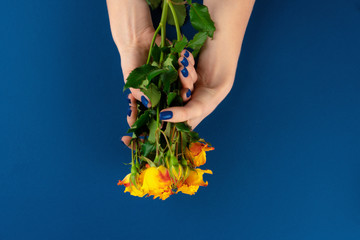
155 0 170 157
146 24 162 65
159 0 169 66
168 0 182 41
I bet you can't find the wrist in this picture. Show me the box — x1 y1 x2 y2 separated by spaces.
107 0 154 54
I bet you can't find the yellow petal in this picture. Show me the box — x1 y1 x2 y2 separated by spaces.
176 185 199 195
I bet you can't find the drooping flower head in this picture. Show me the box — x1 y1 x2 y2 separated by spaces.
141 165 173 200
177 168 213 195
117 173 146 198
186 142 214 167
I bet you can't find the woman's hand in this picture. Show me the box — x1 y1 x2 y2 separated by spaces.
107 0 159 106
158 0 255 129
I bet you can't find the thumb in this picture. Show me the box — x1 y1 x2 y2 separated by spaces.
159 99 204 123
159 86 218 124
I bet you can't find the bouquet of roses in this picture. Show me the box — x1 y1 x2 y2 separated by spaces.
118 0 215 200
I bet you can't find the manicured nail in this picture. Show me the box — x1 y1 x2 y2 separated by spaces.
186 89 191 98
160 111 173 120
180 57 189 67
141 95 149 108
184 50 190 58
127 107 132 117
181 67 188 78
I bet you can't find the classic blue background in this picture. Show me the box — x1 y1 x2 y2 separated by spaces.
1 0 360 239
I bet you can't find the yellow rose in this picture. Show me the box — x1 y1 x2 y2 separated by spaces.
118 173 146 198
141 166 173 200
177 168 213 195
186 142 214 167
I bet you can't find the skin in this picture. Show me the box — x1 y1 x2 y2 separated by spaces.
106 0 255 146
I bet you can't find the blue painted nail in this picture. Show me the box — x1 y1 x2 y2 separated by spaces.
160 111 173 120
184 50 190 58
180 57 189 67
186 89 191 98
127 107 132 117
141 95 149 108
181 67 188 78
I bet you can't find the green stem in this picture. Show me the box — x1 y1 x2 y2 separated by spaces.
168 1 182 41
155 0 170 157
146 24 162 65
159 0 169 66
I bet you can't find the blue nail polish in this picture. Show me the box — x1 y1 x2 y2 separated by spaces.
181 67 188 78
180 57 189 67
186 89 191 98
184 50 190 58
141 95 149 108
160 111 173 120
127 108 132 117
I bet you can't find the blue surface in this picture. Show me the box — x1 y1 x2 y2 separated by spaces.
1 0 360 239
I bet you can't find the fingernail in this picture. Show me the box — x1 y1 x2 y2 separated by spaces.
181 67 188 78
186 89 191 98
141 95 149 108
180 57 189 67
184 50 190 58
160 111 173 120
127 107 132 117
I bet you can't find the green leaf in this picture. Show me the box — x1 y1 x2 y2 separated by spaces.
140 156 156 167
187 32 208 57
167 0 186 26
189 131 200 141
148 119 158 143
151 44 161 63
189 3 216 38
172 36 188 54
141 142 156 157
160 68 178 94
164 122 173 138
131 110 151 129
167 92 178 105
176 122 191 132
188 32 207 49
147 68 167 82
163 54 177 68
146 0 162 9
124 64 157 90
141 83 161 107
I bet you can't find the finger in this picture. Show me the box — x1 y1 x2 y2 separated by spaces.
159 99 204 123
129 88 151 108
178 63 197 102
180 49 195 66
159 86 218 125
121 136 133 149
121 136 145 149
180 88 192 102
127 93 138 127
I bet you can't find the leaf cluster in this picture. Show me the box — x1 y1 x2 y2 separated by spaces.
123 0 215 169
